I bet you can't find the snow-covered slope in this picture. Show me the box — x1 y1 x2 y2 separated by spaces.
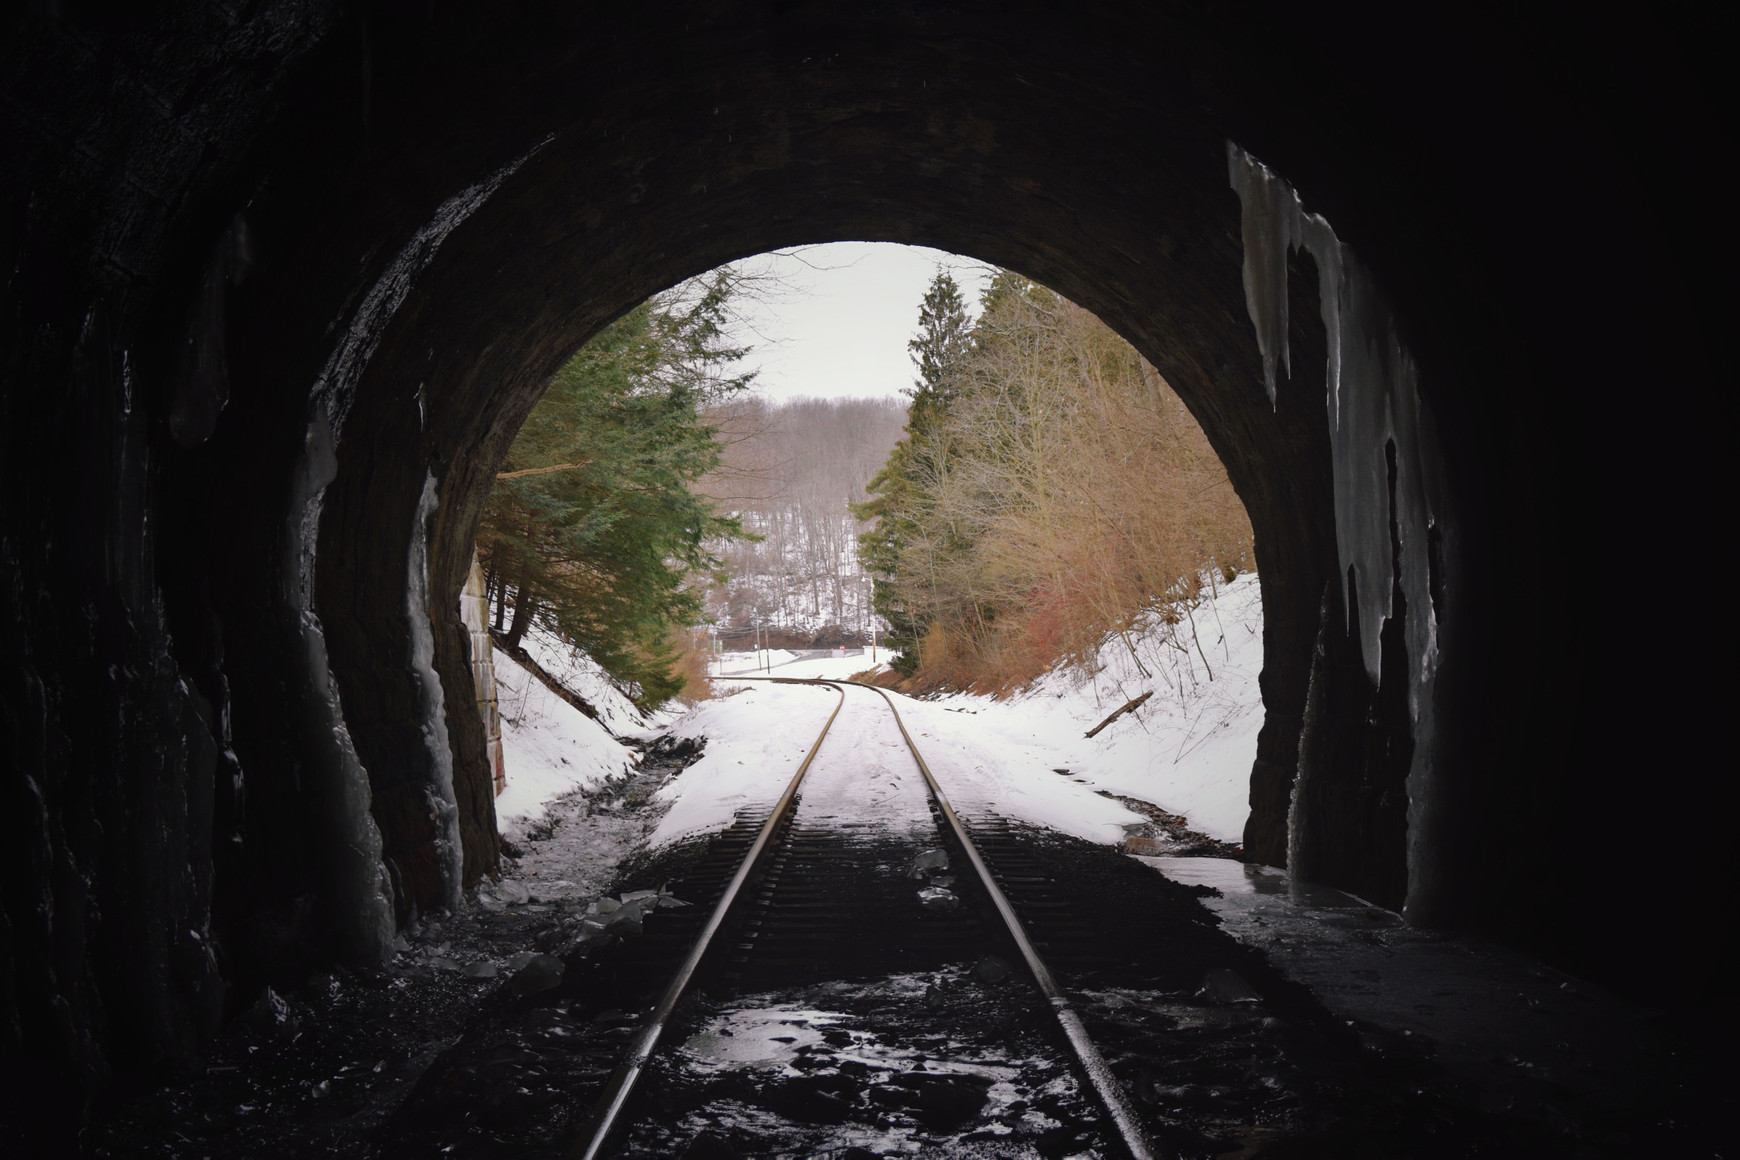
912 572 1263 843
644 572 1261 849
516 627 669 736
493 631 663 828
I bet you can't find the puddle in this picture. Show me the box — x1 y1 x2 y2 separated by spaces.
679 1007 850 1068
621 972 1103 1158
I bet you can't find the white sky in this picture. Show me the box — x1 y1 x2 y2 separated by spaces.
718 243 996 403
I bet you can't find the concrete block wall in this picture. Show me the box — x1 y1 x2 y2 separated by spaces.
460 557 507 795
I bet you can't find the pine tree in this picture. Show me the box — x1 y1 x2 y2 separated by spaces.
478 270 751 707
853 269 973 674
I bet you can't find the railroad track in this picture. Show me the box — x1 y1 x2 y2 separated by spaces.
571 677 1161 1160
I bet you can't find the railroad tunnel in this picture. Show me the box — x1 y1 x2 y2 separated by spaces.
0 0 1722 1134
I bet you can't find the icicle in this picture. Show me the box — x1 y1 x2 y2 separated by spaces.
1228 142 1456 923
1226 142 1445 685
408 471 466 912
1226 144 1301 405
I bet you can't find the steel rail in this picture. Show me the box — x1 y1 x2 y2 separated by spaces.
568 678 846 1160
853 680 1163 1160
573 674 1159 1160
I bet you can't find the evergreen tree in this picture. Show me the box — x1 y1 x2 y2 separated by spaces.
479 270 751 707
853 269 973 674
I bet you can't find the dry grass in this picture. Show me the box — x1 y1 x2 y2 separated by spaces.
670 630 716 704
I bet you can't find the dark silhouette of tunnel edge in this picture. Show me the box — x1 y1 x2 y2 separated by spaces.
0 3 1722 1126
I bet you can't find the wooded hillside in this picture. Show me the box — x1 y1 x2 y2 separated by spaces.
859 271 1252 692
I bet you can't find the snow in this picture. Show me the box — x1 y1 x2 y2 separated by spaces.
714 648 799 674
493 648 641 827
517 626 669 736
645 683 846 845
715 647 889 683
778 689 938 834
645 573 1262 850
879 691 1147 845
492 574 1260 855
897 574 1264 844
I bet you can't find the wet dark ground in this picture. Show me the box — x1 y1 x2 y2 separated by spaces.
83 749 1720 1159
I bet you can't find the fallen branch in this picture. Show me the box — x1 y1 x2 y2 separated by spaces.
496 460 589 480
1085 690 1152 738
491 631 609 732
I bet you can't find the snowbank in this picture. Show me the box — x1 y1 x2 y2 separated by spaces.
907 573 1263 843
493 645 643 828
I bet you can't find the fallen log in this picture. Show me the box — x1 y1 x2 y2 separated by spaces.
1084 690 1152 738
491 631 607 731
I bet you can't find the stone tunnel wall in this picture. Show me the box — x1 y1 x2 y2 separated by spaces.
460 556 506 797
0 0 1722 1134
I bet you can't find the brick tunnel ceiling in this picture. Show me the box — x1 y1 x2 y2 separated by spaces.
0 0 1722 1115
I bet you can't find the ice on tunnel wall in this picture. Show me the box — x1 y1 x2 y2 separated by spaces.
276 139 550 940
1228 143 1455 923
282 410 397 962
409 472 465 911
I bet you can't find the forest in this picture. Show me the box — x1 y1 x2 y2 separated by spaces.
856 270 1251 692
478 263 1249 704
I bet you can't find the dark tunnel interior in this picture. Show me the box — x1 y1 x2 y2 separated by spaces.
0 1 1725 1147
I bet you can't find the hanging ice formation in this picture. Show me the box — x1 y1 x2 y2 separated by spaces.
1228 143 1454 920
409 471 466 911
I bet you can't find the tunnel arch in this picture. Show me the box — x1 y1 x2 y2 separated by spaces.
271 51 1409 945
2 2 1720 1117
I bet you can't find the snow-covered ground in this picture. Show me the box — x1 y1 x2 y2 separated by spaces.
714 647 888 682
712 648 799 674
631 574 1263 851
898 572 1263 844
494 573 1259 853
632 575 1262 853
634 678 1147 853
493 627 673 827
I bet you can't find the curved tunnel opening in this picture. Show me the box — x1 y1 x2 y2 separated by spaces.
117 10 1509 1004
4 4 1721 1139
292 168 1419 936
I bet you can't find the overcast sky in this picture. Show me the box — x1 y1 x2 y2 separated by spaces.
718 243 995 403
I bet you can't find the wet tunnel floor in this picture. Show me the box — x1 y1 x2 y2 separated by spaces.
379 823 1693 1159
83 768 1718 1159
